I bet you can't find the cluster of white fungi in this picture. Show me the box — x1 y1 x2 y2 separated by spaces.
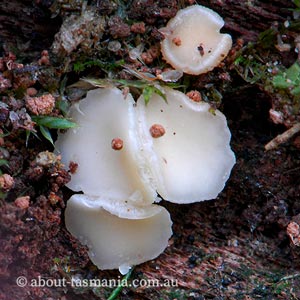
55 5 235 274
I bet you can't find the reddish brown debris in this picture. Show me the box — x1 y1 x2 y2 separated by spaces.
111 138 124 150
186 90 202 102
150 124 166 138
0 75 12 91
14 196 30 209
48 191 62 205
25 94 55 115
69 161 78 174
0 174 15 191
287 221 300 247
131 22 146 34
26 87 38 97
141 44 160 64
108 16 131 38
38 50 50 66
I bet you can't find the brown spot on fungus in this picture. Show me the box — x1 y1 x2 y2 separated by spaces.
186 90 202 102
197 43 205 56
111 138 124 150
150 124 166 138
69 161 78 174
172 37 182 46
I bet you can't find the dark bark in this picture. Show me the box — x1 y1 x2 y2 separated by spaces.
0 0 61 56
205 0 293 41
0 0 295 54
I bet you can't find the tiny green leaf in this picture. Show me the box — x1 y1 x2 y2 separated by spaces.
291 86 300 96
272 75 291 89
0 159 8 167
40 125 54 145
32 116 77 129
294 0 300 8
56 99 69 116
285 62 300 83
153 86 168 103
143 86 154 105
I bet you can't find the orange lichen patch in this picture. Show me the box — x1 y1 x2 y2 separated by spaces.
0 174 14 191
14 196 30 209
186 90 202 102
111 138 124 150
150 124 166 138
25 94 55 115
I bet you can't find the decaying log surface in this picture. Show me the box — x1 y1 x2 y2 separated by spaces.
0 0 295 52
207 0 293 41
1 1 300 300
0 0 60 56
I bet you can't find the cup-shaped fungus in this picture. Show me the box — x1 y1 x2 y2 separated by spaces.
65 194 172 274
55 87 156 206
135 87 236 203
56 86 235 272
160 5 232 75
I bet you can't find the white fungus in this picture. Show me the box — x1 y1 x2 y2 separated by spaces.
55 88 156 206
135 87 236 203
55 86 235 272
160 5 232 75
55 5 235 272
65 194 172 274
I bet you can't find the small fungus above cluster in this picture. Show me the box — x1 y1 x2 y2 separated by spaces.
160 5 232 75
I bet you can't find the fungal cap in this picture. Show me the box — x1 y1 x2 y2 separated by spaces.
136 87 236 203
55 88 156 206
65 194 172 273
160 5 232 75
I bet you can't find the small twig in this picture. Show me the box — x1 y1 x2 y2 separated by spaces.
278 273 300 282
264 123 300 151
